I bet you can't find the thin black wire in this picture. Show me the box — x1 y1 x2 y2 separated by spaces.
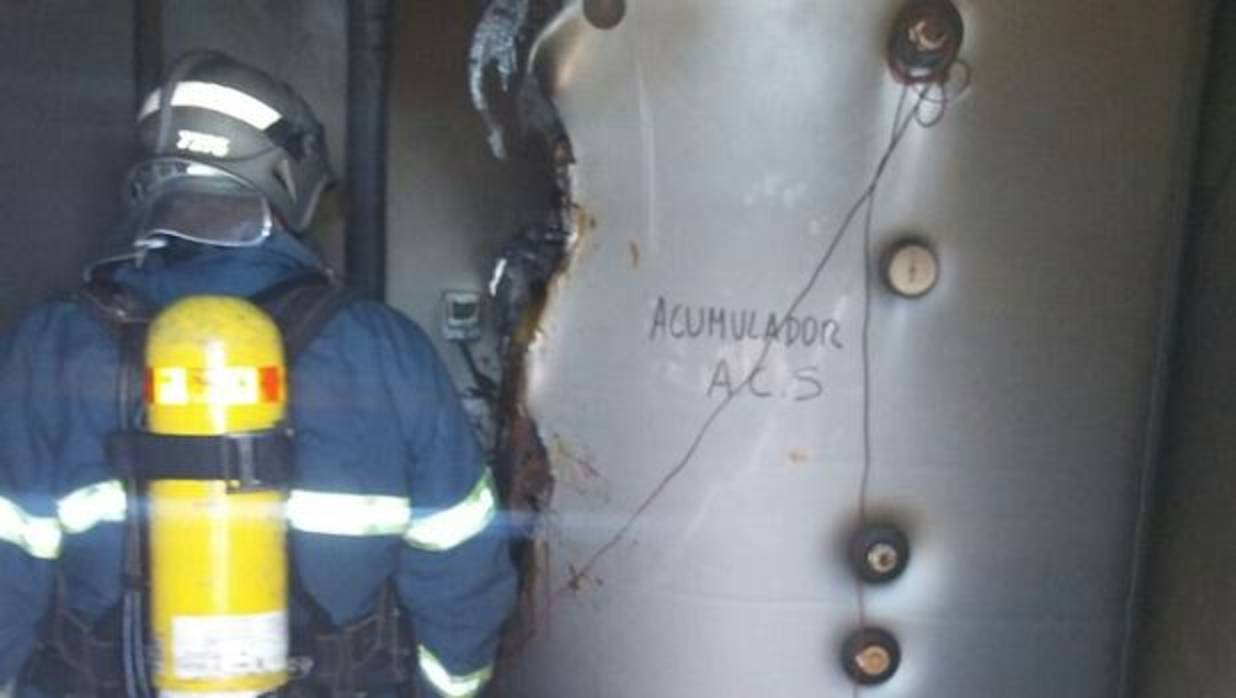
856 183 878 614
850 89 916 698
849 76 959 697
919 59 972 102
911 59 971 128
559 85 930 595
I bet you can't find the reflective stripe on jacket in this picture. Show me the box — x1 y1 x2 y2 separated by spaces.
0 471 498 560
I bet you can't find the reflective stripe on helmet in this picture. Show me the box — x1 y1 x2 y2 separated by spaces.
139 81 283 130
404 471 497 552
285 490 411 537
417 645 492 698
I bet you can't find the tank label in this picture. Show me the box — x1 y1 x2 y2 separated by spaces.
172 610 288 679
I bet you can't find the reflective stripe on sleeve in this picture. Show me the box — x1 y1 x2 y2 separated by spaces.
417 645 492 698
285 490 411 536
403 470 497 552
0 480 129 560
4 480 417 557
286 471 498 552
57 480 127 534
0 497 62 560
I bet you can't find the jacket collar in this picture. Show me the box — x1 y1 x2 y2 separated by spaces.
108 231 329 306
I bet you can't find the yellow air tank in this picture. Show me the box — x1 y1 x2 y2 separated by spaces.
144 296 289 697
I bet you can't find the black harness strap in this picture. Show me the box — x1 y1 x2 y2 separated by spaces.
22 599 125 698
80 268 356 369
25 270 359 698
77 277 156 431
301 584 417 697
92 273 354 488
250 273 358 365
75 276 156 698
108 429 294 490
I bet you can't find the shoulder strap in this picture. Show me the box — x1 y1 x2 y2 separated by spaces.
250 275 362 637
76 278 157 431
249 273 358 364
72 277 156 698
74 273 363 673
77 277 157 330
75 271 356 418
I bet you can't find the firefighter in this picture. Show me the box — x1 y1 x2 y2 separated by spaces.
0 51 514 698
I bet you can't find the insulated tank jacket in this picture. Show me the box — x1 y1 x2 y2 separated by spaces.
0 232 515 698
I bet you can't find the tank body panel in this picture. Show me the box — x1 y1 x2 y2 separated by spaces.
502 1 1202 696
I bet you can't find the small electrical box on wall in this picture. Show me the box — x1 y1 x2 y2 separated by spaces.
441 290 483 342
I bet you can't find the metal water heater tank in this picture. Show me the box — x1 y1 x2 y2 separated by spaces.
492 1 1205 695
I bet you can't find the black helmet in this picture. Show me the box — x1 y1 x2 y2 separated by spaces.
128 51 332 245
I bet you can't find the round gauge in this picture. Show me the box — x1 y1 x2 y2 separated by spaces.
884 240 940 298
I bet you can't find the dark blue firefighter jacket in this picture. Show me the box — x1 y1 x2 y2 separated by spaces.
0 232 514 698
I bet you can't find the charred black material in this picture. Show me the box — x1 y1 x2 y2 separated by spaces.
469 0 569 159
490 223 571 354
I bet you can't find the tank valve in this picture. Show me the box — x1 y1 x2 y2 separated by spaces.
849 523 911 583
842 628 901 685
888 0 964 84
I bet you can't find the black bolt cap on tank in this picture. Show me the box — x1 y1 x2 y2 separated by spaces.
583 0 626 30
888 0 964 84
842 628 902 686
849 524 911 584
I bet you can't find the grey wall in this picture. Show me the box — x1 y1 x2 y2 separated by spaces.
385 0 555 387
0 2 135 331
0 0 355 329
1134 3 1236 696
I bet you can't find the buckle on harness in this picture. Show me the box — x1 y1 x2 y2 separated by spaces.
223 430 290 492
106 428 295 490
